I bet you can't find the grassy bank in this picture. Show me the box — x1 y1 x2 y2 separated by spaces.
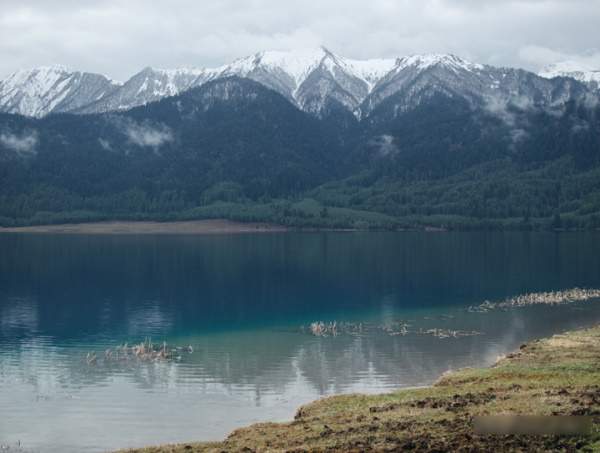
116 326 600 452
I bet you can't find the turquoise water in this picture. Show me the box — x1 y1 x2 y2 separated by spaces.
1 232 599 452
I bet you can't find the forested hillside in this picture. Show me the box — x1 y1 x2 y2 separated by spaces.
1 77 599 230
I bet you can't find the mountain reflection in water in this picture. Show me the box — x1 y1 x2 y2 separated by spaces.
0 232 599 453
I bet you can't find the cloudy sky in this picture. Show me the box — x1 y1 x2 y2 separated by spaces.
1 0 599 81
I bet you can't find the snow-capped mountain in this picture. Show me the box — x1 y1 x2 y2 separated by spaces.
361 54 588 119
82 47 398 118
79 66 214 115
214 47 396 116
539 61 600 91
0 64 121 117
0 48 596 119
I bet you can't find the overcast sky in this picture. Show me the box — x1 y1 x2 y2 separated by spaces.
1 0 599 81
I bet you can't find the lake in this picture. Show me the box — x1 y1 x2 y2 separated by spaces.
1 231 599 452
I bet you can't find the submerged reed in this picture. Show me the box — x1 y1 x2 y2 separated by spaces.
86 338 193 368
304 287 599 339
304 321 482 339
468 287 600 312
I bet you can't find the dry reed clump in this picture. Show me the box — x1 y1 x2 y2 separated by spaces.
309 321 361 337
305 288 600 340
305 321 482 339
86 338 193 366
468 287 600 313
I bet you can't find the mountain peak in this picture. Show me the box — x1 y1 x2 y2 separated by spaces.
539 61 600 85
5 64 70 82
540 60 599 73
0 50 594 119
226 47 335 87
396 54 484 72
0 64 74 100
0 64 121 117
32 63 71 73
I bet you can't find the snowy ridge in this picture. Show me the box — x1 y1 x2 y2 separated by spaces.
219 48 330 88
344 58 397 91
207 47 398 113
0 49 597 118
214 47 395 92
539 61 600 89
0 64 121 117
395 54 485 73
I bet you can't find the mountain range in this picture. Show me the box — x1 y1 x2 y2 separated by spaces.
1 47 598 119
0 48 599 230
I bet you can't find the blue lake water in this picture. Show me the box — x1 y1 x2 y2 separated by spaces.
1 231 599 452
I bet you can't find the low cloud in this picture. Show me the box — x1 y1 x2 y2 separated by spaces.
519 45 600 71
484 96 517 127
582 93 599 110
509 128 529 144
510 96 535 111
124 120 173 149
484 97 533 150
570 120 589 135
0 130 38 156
110 117 174 152
484 94 540 127
98 137 112 151
368 134 398 156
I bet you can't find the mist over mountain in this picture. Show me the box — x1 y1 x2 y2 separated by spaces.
0 49 599 230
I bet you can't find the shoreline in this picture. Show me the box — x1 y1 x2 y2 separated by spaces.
0 219 293 234
115 324 600 452
0 219 431 234
3 220 595 235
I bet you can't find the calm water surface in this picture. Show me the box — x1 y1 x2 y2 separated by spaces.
1 232 599 452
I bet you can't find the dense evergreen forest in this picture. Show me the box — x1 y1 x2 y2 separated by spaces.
1 77 599 230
